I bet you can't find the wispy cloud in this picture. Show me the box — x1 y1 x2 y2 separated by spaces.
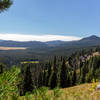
0 34 82 42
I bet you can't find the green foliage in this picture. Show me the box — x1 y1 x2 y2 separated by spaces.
33 87 51 100
86 68 93 82
0 63 5 74
90 79 98 91
48 57 58 89
50 71 58 89
60 58 69 88
80 65 86 83
18 64 34 96
24 87 62 100
0 67 20 99
72 69 77 85
52 87 62 100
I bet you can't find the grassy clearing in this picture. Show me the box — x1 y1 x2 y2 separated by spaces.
58 83 100 100
16 83 100 100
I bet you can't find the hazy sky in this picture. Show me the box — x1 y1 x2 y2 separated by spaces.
0 0 100 41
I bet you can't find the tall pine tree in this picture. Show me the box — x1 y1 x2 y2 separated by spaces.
49 56 58 89
23 64 34 95
60 58 68 88
72 68 77 86
0 63 5 74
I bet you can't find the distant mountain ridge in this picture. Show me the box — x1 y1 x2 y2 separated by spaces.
0 40 47 48
0 35 100 66
0 35 100 48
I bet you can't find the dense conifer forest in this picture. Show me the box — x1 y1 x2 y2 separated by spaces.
0 46 100 99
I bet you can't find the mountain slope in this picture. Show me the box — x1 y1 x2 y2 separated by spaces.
0 35 100 48
18 83 100 100
58 83 99 100
57 35 100 47
78 35 100 46
0 40 47 48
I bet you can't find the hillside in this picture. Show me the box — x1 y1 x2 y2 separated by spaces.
59 83 100 100
4 83 100 100
0 68 99 100
29 84 100 100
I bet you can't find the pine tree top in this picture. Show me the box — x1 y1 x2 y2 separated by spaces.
0 0 12 12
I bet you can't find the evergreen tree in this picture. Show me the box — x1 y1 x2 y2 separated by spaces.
38 71 43 88
18 82 24 96
67 72 71 87
72 68 77 86
49 56 58 89
46 62 52 86
54 56 57 71
0 63 5 74
86 68 93 83
50 71 58 89
60 58 68 88
0 0 12 12
23 65 34 95
79 62 83 76
42 69 47 86
80 65 86 83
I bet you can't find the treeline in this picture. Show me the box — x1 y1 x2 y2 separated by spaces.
18 56 75 95
18 52 100 96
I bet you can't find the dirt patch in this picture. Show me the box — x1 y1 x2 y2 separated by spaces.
92 52 100 56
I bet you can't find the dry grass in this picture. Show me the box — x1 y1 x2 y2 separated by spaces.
92 52 100 56
17 83 100 100
0 46 26 50
58 83 100 100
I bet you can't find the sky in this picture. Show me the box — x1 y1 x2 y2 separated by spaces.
0 0 100 41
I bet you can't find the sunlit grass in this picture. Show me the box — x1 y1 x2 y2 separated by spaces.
21 61 39 64
59 83 100 100
16 83 100 100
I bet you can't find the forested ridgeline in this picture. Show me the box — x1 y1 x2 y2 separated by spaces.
0 47 100 99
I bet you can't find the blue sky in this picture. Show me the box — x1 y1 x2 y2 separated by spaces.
0 0 100 41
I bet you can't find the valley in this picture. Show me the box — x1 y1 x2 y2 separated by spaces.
0 35 100 100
